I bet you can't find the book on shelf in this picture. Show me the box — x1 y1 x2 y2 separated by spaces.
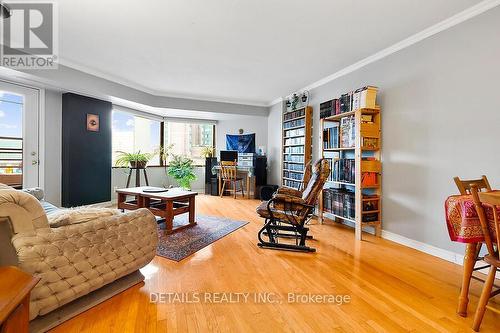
283 170 304 181
283 108 305 121
322 188 356 220
319 86 378 119
320 99 341 118
283 117 305 129
324 152 339 182
331 158 355 184
283 179 302 188
323 123 339 149
340 116 355 148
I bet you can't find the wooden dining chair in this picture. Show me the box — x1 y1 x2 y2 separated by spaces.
454 176 492 273
470 187 500 331
220 160 245 199
454 175 491 195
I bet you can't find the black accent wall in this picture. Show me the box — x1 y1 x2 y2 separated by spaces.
62 93 112 207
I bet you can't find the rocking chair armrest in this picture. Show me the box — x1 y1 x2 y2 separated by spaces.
276 187 302 197
268 194 315 212
272 193 307 205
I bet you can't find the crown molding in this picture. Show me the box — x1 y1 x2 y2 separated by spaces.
57 57 270 107
266 0 500 107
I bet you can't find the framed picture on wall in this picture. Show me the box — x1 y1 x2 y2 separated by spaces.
86 114 99 132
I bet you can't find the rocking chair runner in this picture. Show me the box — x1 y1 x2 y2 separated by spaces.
255 159 330 252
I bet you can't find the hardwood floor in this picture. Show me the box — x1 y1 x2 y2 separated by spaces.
51 195 499 332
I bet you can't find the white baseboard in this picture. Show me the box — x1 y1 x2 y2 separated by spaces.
381 230 464 265
381 230 500 279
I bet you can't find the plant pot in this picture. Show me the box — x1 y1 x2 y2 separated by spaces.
130 161 147 169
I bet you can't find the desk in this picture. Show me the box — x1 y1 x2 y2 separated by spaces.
445 192 499 316
212 165 255 199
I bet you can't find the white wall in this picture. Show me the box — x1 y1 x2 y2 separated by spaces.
267 103 282 185
43 89 62 205
267 7 500 253
111 166 205 200
216 115 268 156
41 96 265 203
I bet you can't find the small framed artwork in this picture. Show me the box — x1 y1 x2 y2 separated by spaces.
86 114 99 132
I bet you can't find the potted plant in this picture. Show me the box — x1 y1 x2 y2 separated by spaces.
200 146 214 158
167 155 197 189
115 151 156 169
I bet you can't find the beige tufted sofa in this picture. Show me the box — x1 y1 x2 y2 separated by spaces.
0 186 158 323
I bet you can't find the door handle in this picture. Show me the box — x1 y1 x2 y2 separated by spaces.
32 160 38 165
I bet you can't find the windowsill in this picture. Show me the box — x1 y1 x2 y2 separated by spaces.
112 165 206 169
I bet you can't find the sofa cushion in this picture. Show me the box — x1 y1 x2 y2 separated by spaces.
11 208 158 320
47 207 120 228
22 187 45 200
40 201 60 216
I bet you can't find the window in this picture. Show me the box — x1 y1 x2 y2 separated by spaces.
164 122 215 165
112 110 161 166
111 109 215 167
0 92 23 187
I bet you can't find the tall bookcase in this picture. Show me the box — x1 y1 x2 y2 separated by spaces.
281 106 313 188
318 87 381 240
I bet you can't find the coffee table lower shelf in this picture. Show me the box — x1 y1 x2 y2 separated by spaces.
116 187 198 235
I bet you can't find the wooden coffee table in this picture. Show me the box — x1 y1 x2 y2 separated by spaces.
116 187 197 234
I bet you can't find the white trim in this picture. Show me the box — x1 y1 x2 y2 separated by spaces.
381 230 500 279
268 97 283 107
38 88 46 190
266 0 500 106
381 230 464 265
57 57 270 107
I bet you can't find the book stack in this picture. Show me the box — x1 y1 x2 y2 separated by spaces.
283 108 305 121
340 86 378 113
283 118 305 129
332 158 355 184
320 99 340 118
283 179 301 188
284 146 305 154
283 170 303 180
283 162 305 172
323 188 356 220
323 123 339 149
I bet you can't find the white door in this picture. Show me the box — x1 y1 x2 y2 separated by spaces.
0 80 40 188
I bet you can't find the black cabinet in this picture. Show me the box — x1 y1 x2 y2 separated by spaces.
62 93 112 207
205 157 218 195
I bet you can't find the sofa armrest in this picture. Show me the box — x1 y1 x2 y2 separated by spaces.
11 208 158 320
0 217 18 266
47 207 120 228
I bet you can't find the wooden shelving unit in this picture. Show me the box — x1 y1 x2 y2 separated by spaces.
318 87 382 240
281 106 313 188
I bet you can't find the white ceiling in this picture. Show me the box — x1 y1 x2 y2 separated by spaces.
57 0 482 106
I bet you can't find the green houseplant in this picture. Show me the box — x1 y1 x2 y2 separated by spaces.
200 146 215 158
167 155 197 189
115 151 156 169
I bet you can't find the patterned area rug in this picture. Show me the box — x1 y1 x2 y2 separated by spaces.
156 215 248 261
